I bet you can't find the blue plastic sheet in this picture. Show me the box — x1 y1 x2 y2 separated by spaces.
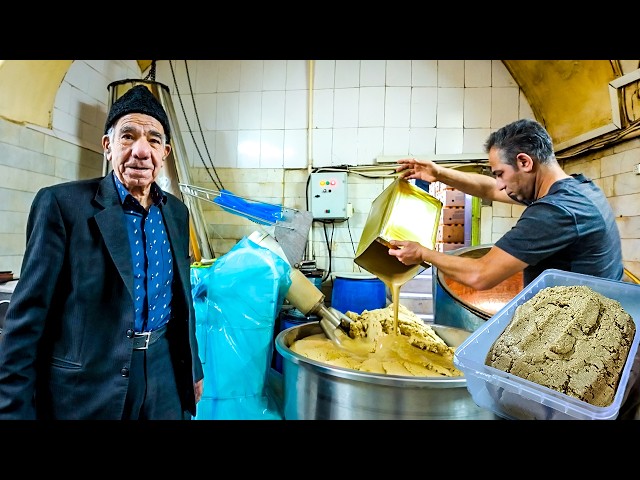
190 235 291 420
213 189 284 226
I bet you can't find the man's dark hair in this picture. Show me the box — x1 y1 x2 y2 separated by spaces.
484 118 555 167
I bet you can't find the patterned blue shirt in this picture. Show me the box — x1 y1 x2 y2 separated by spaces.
113 173 174 333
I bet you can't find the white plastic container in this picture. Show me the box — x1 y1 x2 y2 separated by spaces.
454 269 640 420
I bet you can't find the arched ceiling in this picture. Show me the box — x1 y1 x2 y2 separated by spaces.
504 60 618 147
503 60 640 152
0 60 72 127
0 60 150 129
1 60 638 155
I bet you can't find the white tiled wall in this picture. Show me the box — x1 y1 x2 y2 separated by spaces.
2 59 638 282
154 60 522 169
51 60 141 152
150 59 532 275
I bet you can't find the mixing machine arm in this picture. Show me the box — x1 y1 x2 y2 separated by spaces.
248 230 353 346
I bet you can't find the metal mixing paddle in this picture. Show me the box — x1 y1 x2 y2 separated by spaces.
317 305 354 346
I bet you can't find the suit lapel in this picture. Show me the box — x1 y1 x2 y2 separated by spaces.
94 175 135 300
162 200 190 299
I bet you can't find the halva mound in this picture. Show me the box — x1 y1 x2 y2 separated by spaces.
485 285 636 407
290 303 463 377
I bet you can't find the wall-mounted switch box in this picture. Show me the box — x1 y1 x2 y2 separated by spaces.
310 171 348 220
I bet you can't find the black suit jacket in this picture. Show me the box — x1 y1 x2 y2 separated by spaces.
0 174 204 419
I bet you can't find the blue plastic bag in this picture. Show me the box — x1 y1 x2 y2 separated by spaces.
191 235 291 420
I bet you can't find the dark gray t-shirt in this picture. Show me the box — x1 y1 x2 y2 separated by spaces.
495 173 623 286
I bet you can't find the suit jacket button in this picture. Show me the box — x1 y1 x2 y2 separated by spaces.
126 329 134 338
120 367 129 377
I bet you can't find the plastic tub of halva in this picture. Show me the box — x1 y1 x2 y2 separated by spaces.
453 269 640 420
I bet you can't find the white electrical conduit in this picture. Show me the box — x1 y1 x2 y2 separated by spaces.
306 60 315 261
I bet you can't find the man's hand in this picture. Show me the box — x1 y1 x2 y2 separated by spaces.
396 158 439 182
388 240 426 266
194 379 204 403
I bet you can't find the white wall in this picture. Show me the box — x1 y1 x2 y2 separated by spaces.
51 60 141 152
153 60 533 169
3 59 637 283
151 60 534 276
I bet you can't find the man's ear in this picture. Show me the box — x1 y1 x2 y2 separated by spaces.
102 136 111 158
516 153 534 172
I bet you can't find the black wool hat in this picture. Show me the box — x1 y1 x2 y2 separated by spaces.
104 85 171 143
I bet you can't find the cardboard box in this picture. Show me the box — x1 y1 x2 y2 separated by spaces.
437 224 465 243
441 206 465 225
437 189 466 207
437 242 466 252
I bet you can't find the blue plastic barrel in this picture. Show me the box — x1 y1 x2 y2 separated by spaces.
280 308 318 331
331 273 386 315
274 308 319 373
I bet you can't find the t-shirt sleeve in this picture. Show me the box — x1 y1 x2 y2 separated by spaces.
495 202 578 266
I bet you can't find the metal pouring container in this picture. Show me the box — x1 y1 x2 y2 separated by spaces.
275 322 497 420
354 178 442 278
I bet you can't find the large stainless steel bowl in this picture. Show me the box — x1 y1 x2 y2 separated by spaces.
434 244 523 331
275 321 496 420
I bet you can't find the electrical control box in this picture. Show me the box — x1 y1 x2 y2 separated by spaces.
310 171 348 220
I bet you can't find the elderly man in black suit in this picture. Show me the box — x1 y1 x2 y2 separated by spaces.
0 84 204 419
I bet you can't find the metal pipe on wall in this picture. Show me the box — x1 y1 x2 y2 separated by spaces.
102 79 214 261
306 60 315 262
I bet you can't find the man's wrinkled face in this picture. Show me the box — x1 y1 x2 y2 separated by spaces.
103 113 170 193
489 146 535 204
